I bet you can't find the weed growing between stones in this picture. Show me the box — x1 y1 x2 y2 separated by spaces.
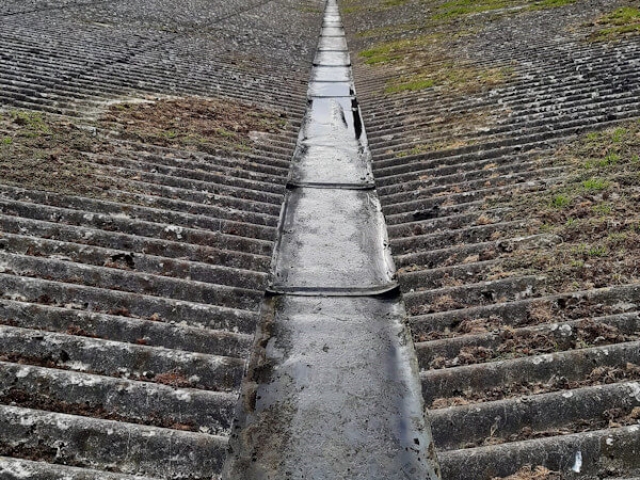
0 98 289 198
384 64 514 95
101 97 289 154
484 121 640 294
349 0 582 96
0 110 116 197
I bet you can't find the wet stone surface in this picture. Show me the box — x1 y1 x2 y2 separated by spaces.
311 66 352 82
223 1 439 478
0 0 325 476
223 295 439 480
270 188 394 293
318 36 348 51
314 50 351 66
307 81 352 97
289 95 373 187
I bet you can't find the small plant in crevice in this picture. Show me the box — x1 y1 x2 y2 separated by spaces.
551 194 571 208
581 177 609 191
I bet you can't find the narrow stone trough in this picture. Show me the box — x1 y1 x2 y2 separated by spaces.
221 2 441 478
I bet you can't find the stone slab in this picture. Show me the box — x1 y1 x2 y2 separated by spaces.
314 50 351 66
222 295 440 480
311 66 352 82
307 81 352 97
270 188 396 293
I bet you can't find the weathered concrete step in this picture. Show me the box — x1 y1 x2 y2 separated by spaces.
371 132 568 175
375 151 541 192
362 55 640 124
89 151 288 188
87 161 286 205
372 102 640 164
370 91 640 151
0 360 237 434
0 324 244 391
368 50 640 109
387 208 511 239
0 183 279 232
386 200 488 231
103 164 285 205
375 158 552 202
420 340 640 407
0 94 84 117
394 234 560 271
408 284 640 339
438 424 640 480
104 146 291 177
0 457 161 480
381 172 558 220
0 82 100 110
398 258 503 291
0 70 302 117
0 64 308 114
359 51 634 108
0 405 227 479
0 213 270 273
382 181 549 221
0 232 268 291
390 220 528 255
0 298 251 358
0 185 280 245
431 380 640 451
404 275 546 314
104 179 282 217
0 252 262 311
103 186 280 226
415 311 640 367
0 198 273 256
0 273 258 334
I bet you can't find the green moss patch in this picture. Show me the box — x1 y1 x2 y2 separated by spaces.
384 64 514 95
433 0 577 22
590 7 640 41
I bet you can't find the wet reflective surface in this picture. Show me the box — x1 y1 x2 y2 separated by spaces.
270 188 395 293
307 81 352 97
289 143 373 188
300 97 361 144
291 94 370 187
314 50 351 66
318 36 347 50
321 27 345 36
222 0 440 477
311 66 351 82
223 296 440 480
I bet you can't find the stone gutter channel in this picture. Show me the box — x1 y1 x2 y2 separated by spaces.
221 1 441 479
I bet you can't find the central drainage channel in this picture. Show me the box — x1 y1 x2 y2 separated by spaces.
222 2 441 478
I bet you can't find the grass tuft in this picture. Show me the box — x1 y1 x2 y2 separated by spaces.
582 178 609 191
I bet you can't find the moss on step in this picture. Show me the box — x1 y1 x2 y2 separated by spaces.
484 120 640 295
384 64 514 95
589 6 640 41
0 97 289 198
